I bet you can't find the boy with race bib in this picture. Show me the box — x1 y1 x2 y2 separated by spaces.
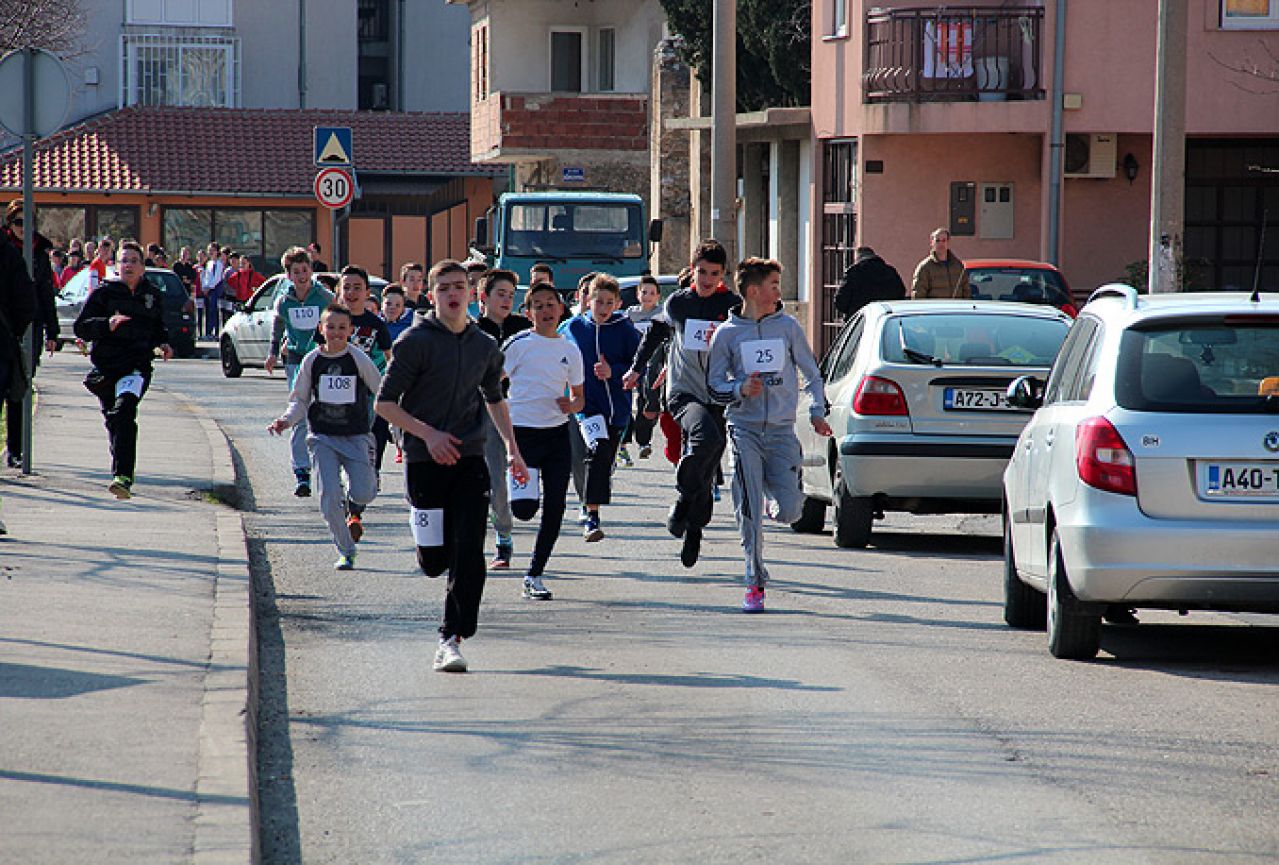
267 304 382 571
266 247 335 497
375 260 527 674
620 275 663 463
563 274 641 543
707 258 831 613
501 283 585 600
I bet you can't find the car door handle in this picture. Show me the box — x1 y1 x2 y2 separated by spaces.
1023 437 1033 449
1045 431 1055 447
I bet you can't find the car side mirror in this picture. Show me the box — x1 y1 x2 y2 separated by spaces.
1006 375 1044 410
473 216 489 251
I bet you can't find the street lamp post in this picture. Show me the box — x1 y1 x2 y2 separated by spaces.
710 0 737 265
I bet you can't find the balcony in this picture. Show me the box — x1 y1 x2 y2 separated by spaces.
864 6 1045 103
471 92 648 162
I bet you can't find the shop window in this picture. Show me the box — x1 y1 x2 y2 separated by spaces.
1222 0 1279 28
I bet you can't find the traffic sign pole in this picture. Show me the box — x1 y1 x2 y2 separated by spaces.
21 48 35 475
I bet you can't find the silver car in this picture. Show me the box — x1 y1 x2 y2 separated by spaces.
794 300 1072 547
1002 285 1279 660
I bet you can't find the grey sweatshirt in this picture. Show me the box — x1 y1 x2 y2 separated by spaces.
376 310 505 461
706 310 828 429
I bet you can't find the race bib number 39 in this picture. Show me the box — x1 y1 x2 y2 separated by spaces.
684 319 718 352
318 374 357 405
509 466 540 502
409 508 445 547
287 305 320 330
579 414 608 447
741 338 786 375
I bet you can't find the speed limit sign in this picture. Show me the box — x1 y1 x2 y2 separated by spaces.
314 167 354 209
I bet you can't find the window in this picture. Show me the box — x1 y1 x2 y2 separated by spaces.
826 319 864 383
1116 320 1279 412
121 33 240 107
1222 0 1279 28
883 314 1070 368
127 0 232 27
35 205 139 248
163 207 314 275
829 0 848 38
597 28 616 92
550 29 585 92
474 23 489 100
1044 318 1098 405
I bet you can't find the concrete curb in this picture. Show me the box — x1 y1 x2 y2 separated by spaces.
168 390 260 865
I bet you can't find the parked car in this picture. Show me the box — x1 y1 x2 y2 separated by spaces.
966 260 1078 317
793 300 1073 548
56 266 197 358
219 273 386 377
1002 285 1279 660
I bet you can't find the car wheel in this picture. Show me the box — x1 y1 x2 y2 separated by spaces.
832 463 874 549
790 496 826 534
1046 529 1101 660
220 337 243 378
1003 508 1046 630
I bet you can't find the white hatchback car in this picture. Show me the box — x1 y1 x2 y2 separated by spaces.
794 300 1073 547
1002 285 1279 659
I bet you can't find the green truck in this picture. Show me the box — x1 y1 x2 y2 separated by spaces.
472 191 662 301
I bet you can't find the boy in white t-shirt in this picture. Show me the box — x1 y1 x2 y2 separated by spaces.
503 283 586 600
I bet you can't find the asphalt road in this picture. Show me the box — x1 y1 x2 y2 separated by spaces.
165 348 1279 865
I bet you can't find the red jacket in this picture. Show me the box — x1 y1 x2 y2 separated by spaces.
225 268 265 303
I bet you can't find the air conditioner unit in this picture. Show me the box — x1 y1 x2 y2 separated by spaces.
1064 133 1117 179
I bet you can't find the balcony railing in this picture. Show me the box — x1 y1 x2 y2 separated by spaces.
864 6 1045 103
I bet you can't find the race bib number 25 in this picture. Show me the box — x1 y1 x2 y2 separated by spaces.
740 338 786 375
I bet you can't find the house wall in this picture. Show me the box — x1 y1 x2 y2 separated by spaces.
400 1 472 112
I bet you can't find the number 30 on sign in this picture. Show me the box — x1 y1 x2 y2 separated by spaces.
314 167 354 209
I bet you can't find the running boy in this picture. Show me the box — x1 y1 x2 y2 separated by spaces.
72 240 173 499
268 304 382 570
266 247 335 497
476 269 533 569
624 240 740 567
399 262 428 310
707 258 831 612
375 259 528 674
502 283 585 599
620 275 664 463
563 274 641 542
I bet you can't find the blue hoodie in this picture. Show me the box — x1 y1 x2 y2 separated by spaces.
564 310 641 427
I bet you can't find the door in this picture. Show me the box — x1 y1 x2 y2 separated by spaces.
239 277 283 363
348 217 388 280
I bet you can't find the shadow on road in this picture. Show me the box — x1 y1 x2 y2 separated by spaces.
1098 622 1279 682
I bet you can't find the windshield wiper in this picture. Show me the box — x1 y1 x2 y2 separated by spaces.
898 324 942 366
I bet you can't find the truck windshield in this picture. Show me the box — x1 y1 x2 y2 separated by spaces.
505 202 644 260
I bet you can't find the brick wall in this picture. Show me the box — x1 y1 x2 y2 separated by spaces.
496 93 649 152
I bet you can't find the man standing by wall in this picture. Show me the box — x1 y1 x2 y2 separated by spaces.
911 228 968 299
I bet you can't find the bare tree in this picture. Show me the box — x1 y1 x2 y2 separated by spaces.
0 0 86 58
1211 38 1279 94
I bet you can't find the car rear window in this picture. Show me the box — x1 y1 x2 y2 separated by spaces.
882 313 1069 367
968 267 1071 307
145 271 188 301
1116 317 1279 413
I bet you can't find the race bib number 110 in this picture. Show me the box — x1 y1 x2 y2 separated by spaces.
288 305 320 330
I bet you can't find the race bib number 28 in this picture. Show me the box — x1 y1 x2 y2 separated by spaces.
409 508 445 547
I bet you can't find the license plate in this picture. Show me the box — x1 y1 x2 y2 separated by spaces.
943 388 1013 411
1201 462 1279 498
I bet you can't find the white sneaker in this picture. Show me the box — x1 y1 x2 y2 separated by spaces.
433 636 467 672
522 575 553 600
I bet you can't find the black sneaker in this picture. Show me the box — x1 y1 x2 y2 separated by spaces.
666 502 687 539
583 513 604 542
294 473 311 497
680 526 702 568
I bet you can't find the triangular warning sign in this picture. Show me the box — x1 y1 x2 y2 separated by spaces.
318 133 350 164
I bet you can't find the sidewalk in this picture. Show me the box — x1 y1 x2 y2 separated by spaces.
0 355 256 865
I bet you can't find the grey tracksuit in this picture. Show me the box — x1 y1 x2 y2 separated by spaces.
708 311 828 586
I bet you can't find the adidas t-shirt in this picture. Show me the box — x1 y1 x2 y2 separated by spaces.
503 330 585 429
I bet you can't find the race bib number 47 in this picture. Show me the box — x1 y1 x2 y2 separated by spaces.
740 338 786 375
684 319 718 352
318 374 357 405
409 508 445 547
287 305 320 330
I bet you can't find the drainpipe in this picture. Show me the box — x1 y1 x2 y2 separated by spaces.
1045 0 1066 266
298 0 308 108
397 0 406 110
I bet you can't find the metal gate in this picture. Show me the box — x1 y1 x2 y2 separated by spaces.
820 139 858 355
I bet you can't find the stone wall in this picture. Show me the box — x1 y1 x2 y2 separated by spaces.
649 39 692 275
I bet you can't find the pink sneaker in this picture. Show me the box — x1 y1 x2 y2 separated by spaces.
742 586 765 613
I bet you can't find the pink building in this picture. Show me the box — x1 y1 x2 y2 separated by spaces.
809 0 1279 349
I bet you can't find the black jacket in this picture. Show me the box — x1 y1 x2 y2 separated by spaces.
835 254 906 318
73 277 170 375
0 232 36 399
376 310 505 462
4 227 60 344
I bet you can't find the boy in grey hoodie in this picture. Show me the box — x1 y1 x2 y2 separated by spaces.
708 258 831 613
376 260 528 673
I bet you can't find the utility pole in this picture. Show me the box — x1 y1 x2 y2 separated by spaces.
710 0 737 265
1148 0 1187 294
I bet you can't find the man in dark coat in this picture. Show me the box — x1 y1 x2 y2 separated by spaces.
3 200 59 468
834 246 907 319
0 207 36 533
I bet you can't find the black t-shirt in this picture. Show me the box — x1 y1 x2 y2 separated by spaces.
477 313 532 344
347 310 393 370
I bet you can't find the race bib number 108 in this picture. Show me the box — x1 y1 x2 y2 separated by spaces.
318 374 357 405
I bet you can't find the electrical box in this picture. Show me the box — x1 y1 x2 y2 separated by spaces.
979 183 1014 239
949 181 976 236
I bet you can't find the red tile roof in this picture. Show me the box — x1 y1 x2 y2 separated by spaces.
0 106 502 196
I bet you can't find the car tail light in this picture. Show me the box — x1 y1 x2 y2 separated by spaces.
854 375 909 416
1075 416 1136 496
